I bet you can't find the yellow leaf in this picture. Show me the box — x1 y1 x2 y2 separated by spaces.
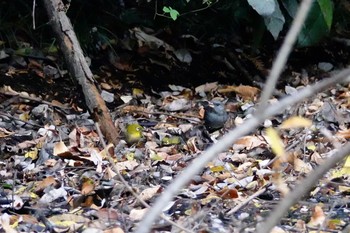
306 142 316 151
210 165 225 172
19 112 30 121
280 116 312 129
24 148 38 160
338 185 350 192
265 127 285 157
339 155 350 176
132 88 144 97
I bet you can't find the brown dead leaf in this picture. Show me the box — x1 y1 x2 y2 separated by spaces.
115 160 139 171
162 97 190 112
218 85 260 100
310 151 325 165
336 129 350 139
293 156 312 173
121 105 148 115
270 226 286 233
0 128 14 138
195 82 218 94
129 208 148 221
35 176 58 192
81 177 95 195
294 220 306 232
105 166 117 179
216 187 239 199
104 227 125 233
308 205 326 227
140 186 161 201
0 213 17 233
272 172 289 196
53 141 70 156
234 135 266 150
100 82 112 90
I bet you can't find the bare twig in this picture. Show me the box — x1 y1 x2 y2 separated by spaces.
32 0 36 29
0 112 43 128
257 0 313 111
134 0 333 230
0 91 71 110
257 142 350 233
226 185 270 215
94 123 193 233
135 68 350 233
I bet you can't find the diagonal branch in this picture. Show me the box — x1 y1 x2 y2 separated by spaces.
257 141 350 233
135 68 350 233
257 0 313 111
42 0 119 144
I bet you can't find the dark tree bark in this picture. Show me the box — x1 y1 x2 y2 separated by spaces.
42 0 119 144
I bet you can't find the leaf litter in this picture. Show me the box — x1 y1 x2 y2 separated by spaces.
1 45 350 232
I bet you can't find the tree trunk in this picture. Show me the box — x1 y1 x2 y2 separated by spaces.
42 0 119 144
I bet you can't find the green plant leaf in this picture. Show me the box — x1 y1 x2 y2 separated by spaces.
162 6 179 21
247 0 275 16
297 0 333 47
163 6 171 13
280 0 298 18
170 9 179 20
263 0 285 40
318 0 333 30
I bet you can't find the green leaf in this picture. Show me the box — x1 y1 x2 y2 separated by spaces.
280 0 298 18
318 0 333 30
162 6 179 21
263 0 285 40
163 6 171 13
297 0 333 47
247 0 275 16
169 9 180 21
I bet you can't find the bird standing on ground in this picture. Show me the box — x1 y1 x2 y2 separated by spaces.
203 100 228 132
125 123 144 145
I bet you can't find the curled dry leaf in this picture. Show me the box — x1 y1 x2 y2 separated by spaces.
293 157 313 173
216 187 239 199
162 98 190 111
265 127 285 157
48 214 89 232
280 116 312 129
140 185 161 201
81 177 95 195
308 205 326 227
234 135 266 150
218 85 260 100
129 208 148 221
35 176 58 192
53 141 71 156
195 82 218 95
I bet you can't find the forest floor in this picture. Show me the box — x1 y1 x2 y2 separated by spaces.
0 30 350 233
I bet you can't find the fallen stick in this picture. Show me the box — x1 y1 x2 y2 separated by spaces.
42 0 119 144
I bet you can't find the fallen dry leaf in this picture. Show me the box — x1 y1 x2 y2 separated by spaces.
308 205 326 227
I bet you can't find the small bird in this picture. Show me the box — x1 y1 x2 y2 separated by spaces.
203 100 228 132
125 123 144 145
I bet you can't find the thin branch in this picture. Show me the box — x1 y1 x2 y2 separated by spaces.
257 0 313 111
257 142 350 233
32 0 36 29
134 68 350 233
226 185 269 215
94 123 193 233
